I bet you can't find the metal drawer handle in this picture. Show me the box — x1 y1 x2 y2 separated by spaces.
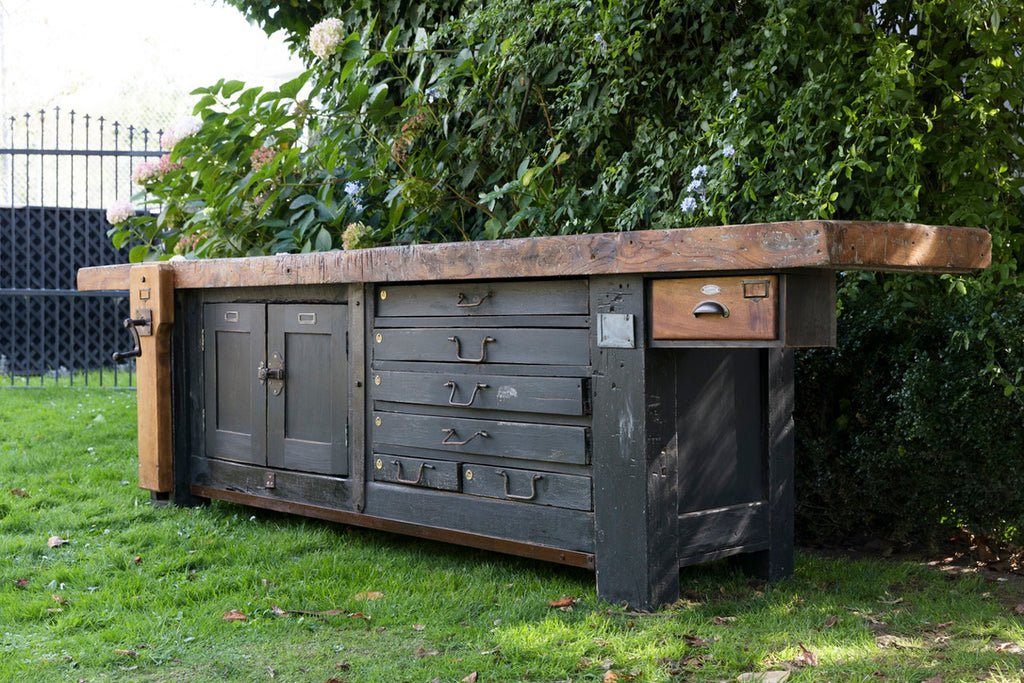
393 460 434 485
441 428 490 446
444 380 489 407
692 300 730 318
448 335 496 363
456 291 492 308
498 470 542 501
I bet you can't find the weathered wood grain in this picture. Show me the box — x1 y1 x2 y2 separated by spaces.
133 264 175 493
76 220 991 291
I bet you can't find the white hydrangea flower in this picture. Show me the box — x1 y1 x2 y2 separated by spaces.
106 200 136 225
161 116 203 150
309 18 345 60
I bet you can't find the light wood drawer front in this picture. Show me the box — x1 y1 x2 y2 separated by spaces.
371 370 586 416
650 276 778 341
461 464 592 511
373 412 589 465
372 328 590 366
375 280 588 317
371 454 460 491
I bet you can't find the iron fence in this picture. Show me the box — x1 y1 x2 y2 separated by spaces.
1 108 165 387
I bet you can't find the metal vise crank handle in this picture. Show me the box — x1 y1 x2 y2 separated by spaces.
112 316 151 361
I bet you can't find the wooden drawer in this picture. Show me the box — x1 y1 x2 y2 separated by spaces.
461 464 592 511
650 276 778 341
371 454 460 491
373 412 589 465
372 327 590 366
371 370 587 416
375 280 588 317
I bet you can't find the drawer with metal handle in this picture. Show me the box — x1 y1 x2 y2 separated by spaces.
372 412 589 465
461 464 592 511
650 275 778 341
375 280 589 318
371 370 587 416
372 327 590 366
371 454 460 492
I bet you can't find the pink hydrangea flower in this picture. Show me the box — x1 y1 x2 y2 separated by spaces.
106 200 136 225
132 154 183 186
250 145 276 172
161 116 203 150
309 18 345 59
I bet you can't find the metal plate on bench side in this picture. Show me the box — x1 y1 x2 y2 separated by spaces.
374 412 589 465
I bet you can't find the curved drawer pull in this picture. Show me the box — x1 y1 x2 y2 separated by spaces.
448 335 496 363
444 380 489 407
456 291 493 308
441 428 490 446
692 300 730 318
497 470 543 501
393 460 434 485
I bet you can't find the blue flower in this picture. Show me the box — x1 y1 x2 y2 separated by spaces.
723 144 736 158
690 164 708 179
729 88 739 102
344 181 363 210
593 32 608 56
424 87 440 104
687 178 704 193
680 196 698 213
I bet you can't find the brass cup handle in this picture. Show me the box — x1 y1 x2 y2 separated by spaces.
498 470 542 501
441 428 489 446
448 335 496 363
444 381 489 407
692 300 730 318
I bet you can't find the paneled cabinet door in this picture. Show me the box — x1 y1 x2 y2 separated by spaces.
203 303 348 476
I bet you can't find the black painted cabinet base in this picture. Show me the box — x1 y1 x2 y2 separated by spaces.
171 276 803 610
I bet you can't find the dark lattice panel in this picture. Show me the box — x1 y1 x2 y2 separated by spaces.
0 294 131 374
1 207 130 290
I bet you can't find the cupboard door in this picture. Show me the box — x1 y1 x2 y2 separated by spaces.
267 304 348 475
204 304 266 466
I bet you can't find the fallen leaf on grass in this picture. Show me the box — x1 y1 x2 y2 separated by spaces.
548 595 577 608
413 624 426 631
682 634 713 647
823 615 841 628
462 673 478 682
47 536 68 548
10 489 28 498
602 672 618 682
51 594 68 605
793 642 819 667
14 578 29 589
415 647 442 658
222 610 247 621
1014 603 1024 615
271 604 289 617
354 591 384 601
921 677 942 683
114 649 138 657
712 616 736 625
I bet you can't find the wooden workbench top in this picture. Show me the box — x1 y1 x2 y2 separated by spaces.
76 220 991 291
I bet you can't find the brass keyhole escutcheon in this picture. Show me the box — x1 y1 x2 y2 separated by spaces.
374 375 381 386
375 458 383 470
465 469 473 481
375 416 382 427
380 290 387 300
375 333 382 343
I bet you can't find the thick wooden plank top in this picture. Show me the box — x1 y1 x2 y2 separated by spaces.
77 220 991 291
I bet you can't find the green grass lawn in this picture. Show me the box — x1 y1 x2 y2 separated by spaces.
1 387 1022 682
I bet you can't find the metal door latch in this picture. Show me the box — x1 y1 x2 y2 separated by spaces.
257 352 286 395
112 309 153 361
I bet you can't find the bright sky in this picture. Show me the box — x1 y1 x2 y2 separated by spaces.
1 0 304 126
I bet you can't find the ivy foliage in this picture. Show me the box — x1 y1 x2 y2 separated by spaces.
116 0 1023 542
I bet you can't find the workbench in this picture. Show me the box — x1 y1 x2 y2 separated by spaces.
77 220 990 609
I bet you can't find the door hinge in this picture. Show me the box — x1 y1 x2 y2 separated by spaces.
200 329 205 352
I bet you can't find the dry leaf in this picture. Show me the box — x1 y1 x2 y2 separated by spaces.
10 489 28 498
823 615 840 628
222 610 247 621
1014 603 1024 615
793 642 819 667
354 591 384 601
548 595 577 608
922 677 943 683
713 616 736 625
348 611 371 620
683 634 712 647
133 556 143 564
14 578 29 589
415 647 442 658
51 593 68 605
271 604 289 617
114 649 138 657
462 673 478 683
602 672 619 682
413 624 426 631
47 535 68 548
